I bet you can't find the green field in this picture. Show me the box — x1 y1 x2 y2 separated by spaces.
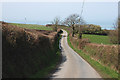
67 32 118 78
11 23 53 30
82 34 112 45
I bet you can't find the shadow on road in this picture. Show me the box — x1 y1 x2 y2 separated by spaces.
49 46 67 78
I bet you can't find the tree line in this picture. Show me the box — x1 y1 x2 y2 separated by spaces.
51 14 119 44
52 14 85 39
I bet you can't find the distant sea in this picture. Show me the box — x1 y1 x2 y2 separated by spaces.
99 24 114 30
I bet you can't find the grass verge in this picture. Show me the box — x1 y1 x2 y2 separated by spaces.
67 31 119 79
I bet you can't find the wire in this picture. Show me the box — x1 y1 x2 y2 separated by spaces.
79 0 85 33
80 0 85 19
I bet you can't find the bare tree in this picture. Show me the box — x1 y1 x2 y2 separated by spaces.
64 14 80 37
64 14 85 38
52 17 60 32
78 17 86 39
108 19 119 44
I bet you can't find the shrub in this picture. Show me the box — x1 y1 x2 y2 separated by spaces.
75 24 108 35
108 30 118 44
2 22 61 78
79 38 90 49
83 44 118 72
108 19 119 44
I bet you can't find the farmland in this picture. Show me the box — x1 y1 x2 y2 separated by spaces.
82 34 112 45
63 27 119 78
11 23 53 30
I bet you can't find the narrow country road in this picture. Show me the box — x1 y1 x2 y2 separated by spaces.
51 30 101 78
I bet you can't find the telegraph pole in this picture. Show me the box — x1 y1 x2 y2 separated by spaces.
25 17 27 24
78 0 85 39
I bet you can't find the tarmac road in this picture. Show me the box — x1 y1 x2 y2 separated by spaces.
51 29 101 78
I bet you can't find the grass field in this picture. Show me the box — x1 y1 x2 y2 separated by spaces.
67 34 118 79
11 23 53 30
65 30 118 79
82 34 112 45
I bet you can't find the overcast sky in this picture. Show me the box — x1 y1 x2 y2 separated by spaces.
1 1 119 29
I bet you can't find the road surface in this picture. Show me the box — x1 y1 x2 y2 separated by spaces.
51 30 101 78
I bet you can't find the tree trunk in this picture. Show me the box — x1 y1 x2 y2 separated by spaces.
78 25 82 39
53 25 57 32
72 26 75 37
72 31 74 37
78 32 82 39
